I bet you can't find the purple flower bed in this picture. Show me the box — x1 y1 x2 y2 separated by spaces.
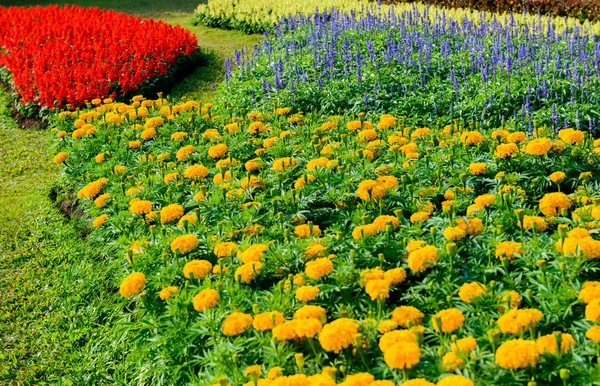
218 5 600 131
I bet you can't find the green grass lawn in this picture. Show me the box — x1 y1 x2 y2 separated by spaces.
0 1 261 383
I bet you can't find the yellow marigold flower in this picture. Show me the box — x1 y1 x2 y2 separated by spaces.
92 214 108 228
495 339 539 369
248 121 266 134
128 140 142 149
536 333 575 355
525 138 552 156
295 318 323 338
468 162 487 175
176 145 195 160
497 308 543 334
579 282 600 304
159 204 184 224
507 131 526 143
159 286 178 300
306 157 330 171
451 336 478 353
437 375 474 386
556 237 600 259
94 193 110 208
94 153 104 164
253 311 284 331
272 320 298 341
442 351 465 372
378 320 398 334
499 290 521 310
178 213 198 228
240 175 265 189
319 318 359 353
460 131 483 145
184 164 209 179
267 367 282 380
458 282 487 303
495 241 524 261
305 257 334 279
294 305 327 323
443 226 466 241
294 174 316 189
521 215 548 231
129 199 153 215
77 177 109 199
245 159 262 171
144 116 164 129
586 326 600 342
234 261 262 284
294 224 321 238
170 131 188 141
338 373 374 386
379 330 417 352
203 129 220 139
296 285 320 302
401 379 435 386
492 129 509 140
432 308 464 333
53 152 68 164
222 312 253 336
384 268 407 285
359 267 385 286
539 192 571 216
183 259 212 280
392 306 424 328
140 127 157 141
214 241 238 257
352 224 377 239
384 341 420 369
170 234 199 254
494 143 519 158
119 272 146 298
365 279 391 301
208 143 228 159
586 299 600 321
304 243 328 258
409 211 430 223
244 365 261 378
357 129 378 143
558 128 584 145
238 244 268 264
456 217 484 235
272 157 297 171
356 179 387 202
408 245 438 273
474 194 495 208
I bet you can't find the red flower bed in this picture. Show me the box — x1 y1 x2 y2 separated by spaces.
0 5 198 108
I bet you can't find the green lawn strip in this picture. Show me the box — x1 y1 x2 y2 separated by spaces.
0 5 261 384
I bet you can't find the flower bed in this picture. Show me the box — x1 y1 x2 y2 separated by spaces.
51 94 600 384
194 0 600 34
0 5 199 110
379 0 600 23
217 7 600 130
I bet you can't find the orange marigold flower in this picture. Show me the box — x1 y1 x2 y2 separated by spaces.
183 259 212 280
408 245 438 273
392 306 424 328
222 312 253 336
384 341 420 369
253 311 284 331
193 288 219 311
305 257 334 279
458 282 487 303
170 234 199 254
495 241 524 261
160 204 184 224
208 143 228 159
159 286 178 300
432 308 464 333
495 339 539 369
539 192 570 216
319 318 359 353
119 272 146 298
